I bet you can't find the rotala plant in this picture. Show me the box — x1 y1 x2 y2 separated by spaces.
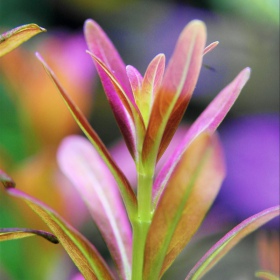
0 20 279 280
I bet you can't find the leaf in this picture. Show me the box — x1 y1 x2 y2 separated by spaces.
87 51 145 161
255 271 280 280
185 206 280 280
126 65 143 107
6 188 114 280
0 24 46 57
153 67 251 205
0 228 59 244
84 19 133 103
144 133 225 280
84 19 142 159
35 53 137 220
58 135 132 280
142 20 206 166
140 54 165 126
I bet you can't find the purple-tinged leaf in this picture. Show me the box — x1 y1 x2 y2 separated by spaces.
87 51 145 160
185 206 280 280
153 67 251 205
84 19 141 159
84 19 133 103
0 24 46 57
58 135 132 280
203 41 219 55
142 20 206 166
6 188 114 280
36 53 137 220
144 133 225 280
0 228 58 244
0 169 15 188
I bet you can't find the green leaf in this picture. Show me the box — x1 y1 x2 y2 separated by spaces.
255 271 280 280
0 24 46 57
0 228 59 243
144 133 225 279
6 188 114 280
185 206 280 280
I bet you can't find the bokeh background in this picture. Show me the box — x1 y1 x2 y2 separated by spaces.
0 0 279 279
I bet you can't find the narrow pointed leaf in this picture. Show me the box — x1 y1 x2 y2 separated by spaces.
36 53 137 220
144 133 225 279
87 51 145 160
142 20 206 165
186 206 280 280
140 54 165 126
0 24 46 57
84 19 141 159
0 228 59 243
84 19 133 103
153 67 251 205
6 188 114 280
58 135 132 280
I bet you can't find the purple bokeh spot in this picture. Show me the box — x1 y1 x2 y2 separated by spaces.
216 114 279 227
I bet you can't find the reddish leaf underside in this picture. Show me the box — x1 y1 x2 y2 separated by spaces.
6 188 114 280
185 206 280 280
0 24 46 57
87 51 146 161
144 133 225 280
84 19 141 160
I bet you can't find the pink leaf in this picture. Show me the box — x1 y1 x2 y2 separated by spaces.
84 19 141 159
58 135 132 280
153 67 251 204
87 51 145 159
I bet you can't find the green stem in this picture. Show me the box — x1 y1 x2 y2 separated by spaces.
131 163 154 280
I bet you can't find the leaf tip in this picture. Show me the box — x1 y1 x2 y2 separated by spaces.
0 170 16 188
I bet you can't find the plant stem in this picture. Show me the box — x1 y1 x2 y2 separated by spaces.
131 163 154 280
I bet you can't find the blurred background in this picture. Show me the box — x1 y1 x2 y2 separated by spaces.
0 0 279 279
